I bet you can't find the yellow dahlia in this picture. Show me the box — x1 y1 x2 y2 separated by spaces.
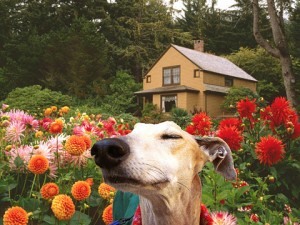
65 135 86 156
40 183 59 199
71 181 91 201
44 108 52 117
102 204 113 225
28 155 49 174
60 106 70 114
3 206 29 225
51 194 75 220
98 183 116 200
51 106 57 112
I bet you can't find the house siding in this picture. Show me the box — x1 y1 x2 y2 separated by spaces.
144 47 203 91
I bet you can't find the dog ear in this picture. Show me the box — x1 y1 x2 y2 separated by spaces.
195 136 237 181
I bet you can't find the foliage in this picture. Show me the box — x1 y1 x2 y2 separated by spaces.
2 85 74 115
100 71 142 115
221 86 260 113
140 103 170 124
226 47 284 103
170 107 192 129
101 0 192 81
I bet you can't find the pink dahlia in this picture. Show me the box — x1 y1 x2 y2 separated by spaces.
211 211 237 225
5 121 25 143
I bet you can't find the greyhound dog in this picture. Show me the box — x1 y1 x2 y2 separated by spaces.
91 121 236 225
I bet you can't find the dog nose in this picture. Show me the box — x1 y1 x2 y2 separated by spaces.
91 138 130 169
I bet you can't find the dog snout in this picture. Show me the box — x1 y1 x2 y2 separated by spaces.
91 138 130 169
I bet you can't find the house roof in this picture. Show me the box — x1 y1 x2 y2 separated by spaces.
135 85 199 95
172 44 257 82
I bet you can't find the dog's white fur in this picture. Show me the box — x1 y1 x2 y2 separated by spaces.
94 121 236 225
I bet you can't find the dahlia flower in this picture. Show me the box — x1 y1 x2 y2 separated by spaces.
255 136 285 166
28 155 49 174
211 211 237 225
102 204 113 225
236 98 256 120
186 112 212 136
65 135 87 156
40 183 59 199
5 121 25 143
71 181 91 201
3 206 29 225
7 145 33 171
98 183 116 200
51 195 75 220
217 126 243 151
250 213 259 222
200 203 213 225
218 118 242 131
49 118 64 134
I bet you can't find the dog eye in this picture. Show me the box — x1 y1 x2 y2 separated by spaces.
161 134 182 140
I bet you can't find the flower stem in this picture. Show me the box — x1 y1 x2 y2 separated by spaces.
29 174 37 198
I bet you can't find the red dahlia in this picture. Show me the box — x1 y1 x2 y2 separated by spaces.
217 126 243 151
255 136 285 166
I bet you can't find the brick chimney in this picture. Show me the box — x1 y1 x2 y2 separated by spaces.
194 40 204 52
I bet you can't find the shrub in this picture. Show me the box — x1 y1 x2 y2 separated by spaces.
170 108 192 129
140 103 170 124
221 86 260 113
2 85 74 115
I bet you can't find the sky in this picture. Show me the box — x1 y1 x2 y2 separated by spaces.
173 0 237 11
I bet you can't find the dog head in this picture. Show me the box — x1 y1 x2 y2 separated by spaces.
91 121 236 195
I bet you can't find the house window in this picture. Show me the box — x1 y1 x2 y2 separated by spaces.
194 69 201 78
225 77 233 87
146 75 151 83
161 95 177 112
163 66 180 85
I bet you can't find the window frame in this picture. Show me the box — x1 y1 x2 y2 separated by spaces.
225 77 234 87
161 94 177 113
194 69 201 78
146 75 151 83
162 66 181 86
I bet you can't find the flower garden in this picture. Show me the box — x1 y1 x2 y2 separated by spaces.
0 97 299 225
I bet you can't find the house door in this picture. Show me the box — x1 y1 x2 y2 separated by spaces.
161 95 177 112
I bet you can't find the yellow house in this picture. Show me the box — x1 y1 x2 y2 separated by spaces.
135 41 257 117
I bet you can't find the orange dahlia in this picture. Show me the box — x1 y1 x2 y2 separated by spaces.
71 181 91 201
98 183 116 200
60 106 70 114
85 178 94 186
40 183 59 199
3 206 29 225
255 136 285 166
102 204 113 225
81 135 92 149
51 194 75 220
28 155 49 174
49 119 64 134
65 135 87 156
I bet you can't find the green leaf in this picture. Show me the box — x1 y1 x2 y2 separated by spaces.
70 211 91 225
42 215 56 225
14 156 24 168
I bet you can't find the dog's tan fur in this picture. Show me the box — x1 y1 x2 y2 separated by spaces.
92 121 236 225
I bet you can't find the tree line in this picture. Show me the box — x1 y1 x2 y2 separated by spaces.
0 0 299 108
